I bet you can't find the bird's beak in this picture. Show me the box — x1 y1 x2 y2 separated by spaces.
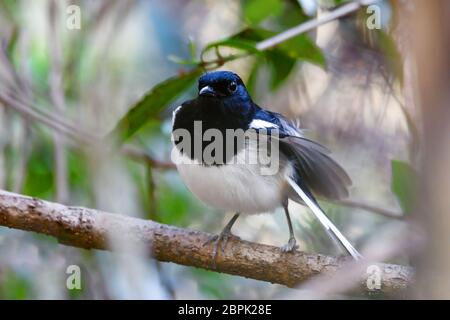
199 85 216 97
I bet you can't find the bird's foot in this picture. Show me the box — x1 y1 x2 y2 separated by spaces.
280 237 298 253
203 230 239 268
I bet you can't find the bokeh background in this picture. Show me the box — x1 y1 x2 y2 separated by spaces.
0 0 446 299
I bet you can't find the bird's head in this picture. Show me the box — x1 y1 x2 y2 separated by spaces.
197 71 251 107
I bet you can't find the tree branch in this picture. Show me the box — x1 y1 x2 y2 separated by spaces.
0 190 412 295
256 0 381 51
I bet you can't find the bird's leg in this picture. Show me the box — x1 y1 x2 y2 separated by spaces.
281 204 298 252
203 213 240 266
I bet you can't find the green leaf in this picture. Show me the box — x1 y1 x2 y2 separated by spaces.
277 34 326 67
246 58 263 96
266 51 297 90
234 28 326 68
110 70 201 143
277 1 309 29
23 141 54 198
0 0 20 22
391 160 418 214
377 30 403 84
6 26 19 58
203 37 260 55
199 26 325 93
243 0 283 25
230 27 325 90
0 270 31 299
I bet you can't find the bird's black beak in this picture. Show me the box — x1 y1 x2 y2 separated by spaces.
199 85 216 97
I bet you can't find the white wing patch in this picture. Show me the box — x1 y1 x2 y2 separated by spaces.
250 118 302 137
249 119 278 130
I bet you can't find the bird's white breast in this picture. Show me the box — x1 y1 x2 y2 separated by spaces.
172 146 292 214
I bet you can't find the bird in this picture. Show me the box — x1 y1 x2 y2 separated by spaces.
171 70 362 262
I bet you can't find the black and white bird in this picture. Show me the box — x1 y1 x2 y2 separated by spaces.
171 71 361 261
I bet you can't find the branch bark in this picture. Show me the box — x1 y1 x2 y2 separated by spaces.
0 190 412 295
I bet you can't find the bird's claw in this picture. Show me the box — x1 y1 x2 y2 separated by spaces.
280 237 298 253
203 230 238 268
203 234 219 247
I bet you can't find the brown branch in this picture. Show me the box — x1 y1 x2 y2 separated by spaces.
0 190 412 295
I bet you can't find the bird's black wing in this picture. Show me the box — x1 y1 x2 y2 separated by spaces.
250 108 351 200
250 108 360 260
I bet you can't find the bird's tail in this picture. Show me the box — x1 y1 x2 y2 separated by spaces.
286 176 362 260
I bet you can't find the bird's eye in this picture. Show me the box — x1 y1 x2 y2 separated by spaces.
228 81 237 93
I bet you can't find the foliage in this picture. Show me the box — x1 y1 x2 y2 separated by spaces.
391 160 418 214
0 0 408 299
110 70 202 142
0 270 32 299
114 0 325 142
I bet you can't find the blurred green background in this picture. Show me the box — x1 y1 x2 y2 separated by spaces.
0 0 414 299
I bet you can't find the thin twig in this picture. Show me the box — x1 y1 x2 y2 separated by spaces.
48 1 69 203
4 87 97 140
122 145 175 170
0 90 88 142
0 32 33 193
0 106 6 189
0 91 174 171
333 199 404 219
256 0 381 51
12 32 33 194
199 1 380 68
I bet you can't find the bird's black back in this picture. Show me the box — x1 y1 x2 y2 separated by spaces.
172 70 351 201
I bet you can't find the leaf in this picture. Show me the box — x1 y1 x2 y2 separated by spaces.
203 37 260 55
391 160 418 214
243 0 283 25
266 51 297 90
0 271 31 299
377 30 403 84
206 27 325 69
277 1 309 29
235 28 326 68
246 58 263 96
110 70 201 143
24 141 54 198
232 27 325 90
277 34 326 68
5 26 19 58
0 0 20 22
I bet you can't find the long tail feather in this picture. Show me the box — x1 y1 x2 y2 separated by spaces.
286 176 362 260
